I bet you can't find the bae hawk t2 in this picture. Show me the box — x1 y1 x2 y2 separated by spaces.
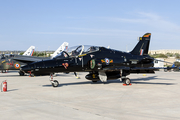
21 33 158 87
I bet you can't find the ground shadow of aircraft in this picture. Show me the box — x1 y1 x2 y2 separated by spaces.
0 75 28 77
42 76 176 88
132 75 174 81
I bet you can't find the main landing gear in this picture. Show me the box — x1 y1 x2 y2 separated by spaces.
122 77 131 86
121 70 131 86
49 73 59 87
1 70 7 73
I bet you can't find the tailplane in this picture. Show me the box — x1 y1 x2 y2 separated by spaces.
23 46 35 56
130 33 151 55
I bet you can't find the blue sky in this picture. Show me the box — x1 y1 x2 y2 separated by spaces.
1 0 180 51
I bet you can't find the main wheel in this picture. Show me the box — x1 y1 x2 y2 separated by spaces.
52 80 59 87
122 78 131 85
2 70 6 73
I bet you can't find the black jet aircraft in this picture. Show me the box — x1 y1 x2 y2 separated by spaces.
20 33 158 87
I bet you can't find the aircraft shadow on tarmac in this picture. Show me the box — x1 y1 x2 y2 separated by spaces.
132 76 172 81
0 74 32 77
42 76 176 87
0 74 21 77
131 76 176 85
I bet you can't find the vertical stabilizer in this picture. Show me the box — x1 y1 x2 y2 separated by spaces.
130 33 151 55
51 42 69 58
23 46 35 56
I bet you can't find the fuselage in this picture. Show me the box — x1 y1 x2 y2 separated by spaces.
0 54 25 70
21 46 154 75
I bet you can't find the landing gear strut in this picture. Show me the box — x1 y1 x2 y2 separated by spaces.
121 70 131 86
49 73 59 87
74 72 80 79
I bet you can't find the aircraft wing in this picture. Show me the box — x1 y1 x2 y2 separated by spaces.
103 66 130 71
13 56 50 64
130 67 164 70
102 66 168 74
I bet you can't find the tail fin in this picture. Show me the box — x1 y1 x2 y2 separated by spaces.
23 46 35 56
51 42 69 58
130 33 151 55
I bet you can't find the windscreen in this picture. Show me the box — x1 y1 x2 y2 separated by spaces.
54 45 99 59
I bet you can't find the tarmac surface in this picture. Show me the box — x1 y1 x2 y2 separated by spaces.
0 71 180 120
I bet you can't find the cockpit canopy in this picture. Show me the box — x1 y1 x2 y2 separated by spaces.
54 45 99 59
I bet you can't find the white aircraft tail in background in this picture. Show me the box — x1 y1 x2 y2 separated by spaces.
23 46 35 56
51 42 69 58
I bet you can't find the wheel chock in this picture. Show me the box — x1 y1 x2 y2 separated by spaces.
123 84 132 86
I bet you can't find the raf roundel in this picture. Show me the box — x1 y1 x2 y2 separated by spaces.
105 58 110 65
14 63 21 69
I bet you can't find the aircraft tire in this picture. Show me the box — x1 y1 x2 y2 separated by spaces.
52 80 59 87
122 78 131 85
2 70 6 73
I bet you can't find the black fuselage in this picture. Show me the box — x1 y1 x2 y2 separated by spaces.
21 47 154 75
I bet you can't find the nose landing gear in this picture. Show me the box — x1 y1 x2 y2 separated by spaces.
49 73 59 87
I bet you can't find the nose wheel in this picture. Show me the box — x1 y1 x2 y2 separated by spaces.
49 73 59 87
52 80 59 87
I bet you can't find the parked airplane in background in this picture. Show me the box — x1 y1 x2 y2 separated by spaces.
0 46 35 73
0 46 35 59
22 46 35 56
20 33 162 87
0 42 68 75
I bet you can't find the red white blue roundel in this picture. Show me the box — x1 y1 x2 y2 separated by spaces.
105 58 110 65
14 63 20 69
